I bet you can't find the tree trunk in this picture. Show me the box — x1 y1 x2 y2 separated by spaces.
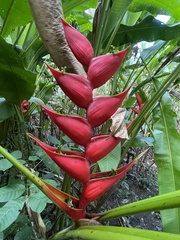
28 0 86 77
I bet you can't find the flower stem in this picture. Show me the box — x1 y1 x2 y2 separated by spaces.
53 173 72 232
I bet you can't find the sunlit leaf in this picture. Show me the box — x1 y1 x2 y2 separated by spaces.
0 0 33 37
110 16 180 46
63 0 97 14
130 0 180 20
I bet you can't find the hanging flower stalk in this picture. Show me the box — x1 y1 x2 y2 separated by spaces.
28 19 138 222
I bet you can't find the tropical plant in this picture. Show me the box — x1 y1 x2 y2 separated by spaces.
0 0 180 239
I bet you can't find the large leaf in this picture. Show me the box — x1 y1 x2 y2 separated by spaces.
0 36 36 104
153 91 180 234
28 191 52 213
0 197 25 232
0 179 25 202
0 98 15 122
28 180 57 213
98 143 121 172
14 226 33 240
0 159 12 171
130 0 180 20
110 16 180 46
13 22 47 70
63 0 97 14
0 0 33 37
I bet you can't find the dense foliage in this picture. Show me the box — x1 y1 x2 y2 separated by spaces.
0 0 180 239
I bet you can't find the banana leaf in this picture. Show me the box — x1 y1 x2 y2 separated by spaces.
109 16 180 47
153 90 180 233
130 0 180 20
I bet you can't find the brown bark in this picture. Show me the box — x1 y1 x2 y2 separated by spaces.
28 0 86 77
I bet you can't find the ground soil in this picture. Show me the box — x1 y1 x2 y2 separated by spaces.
97 148 163 231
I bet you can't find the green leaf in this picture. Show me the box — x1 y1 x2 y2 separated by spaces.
28 155 39 161
28 180 57 213
131 136 154 147
53 225 180 240
98 143 121 172
0 0 33 37
153 91 180 234
124 96 136 108
0 232 3 240
130 0 180 20
110 16 180 46
0 179 25 202
11 150 22 159
140 41 166 60
17 23 47 70
14 226 33 240
0 98 15 122
104 0 133 39
48 135 60 145
0 36 36 104
35 146 60 175
28 191 52 213
63 0 97 14
0 197 25 232
0 159 13 171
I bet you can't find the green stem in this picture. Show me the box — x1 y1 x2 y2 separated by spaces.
13 26 26 48
0 146 43 190
93 0 111 56
121 63 180 159
53 173 72 232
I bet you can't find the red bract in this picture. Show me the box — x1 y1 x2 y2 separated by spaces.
21 100 30 113
42 180 85 221
61 18 94 67
79 159 137 209
87 48 129 89
40 104 92 146
87 87 130 128
28 134 90 183
132 93 144 114
47 65 92 109
85 135 123 163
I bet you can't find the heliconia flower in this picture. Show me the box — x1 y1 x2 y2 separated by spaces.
28 134 90 183
41 180 85 221
21 100 30 113
87 48 129 89
61 18 94 67
85 135 123 163
79 159 137 209
40 103 92 146
47 65 92 109
131 93 144 114
61 149 85 157
87 87 130 128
